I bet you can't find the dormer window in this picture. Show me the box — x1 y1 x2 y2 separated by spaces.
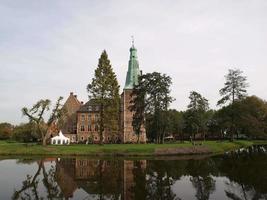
88 106 92 111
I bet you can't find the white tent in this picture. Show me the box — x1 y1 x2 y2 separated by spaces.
51 131 70 145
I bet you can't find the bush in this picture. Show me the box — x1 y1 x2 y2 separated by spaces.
0 123 13 140
12 123 39 142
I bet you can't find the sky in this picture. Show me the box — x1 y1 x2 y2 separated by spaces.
0 0 267 124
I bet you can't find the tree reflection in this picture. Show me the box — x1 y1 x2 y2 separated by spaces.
218 145 267 200
187 159 216 200
145 160 181 200
12 159 63 200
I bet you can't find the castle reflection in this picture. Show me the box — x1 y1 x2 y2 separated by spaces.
55 158 146 200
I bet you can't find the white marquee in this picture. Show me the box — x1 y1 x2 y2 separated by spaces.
51 131 70 145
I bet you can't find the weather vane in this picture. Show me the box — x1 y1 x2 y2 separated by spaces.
131 35 134 46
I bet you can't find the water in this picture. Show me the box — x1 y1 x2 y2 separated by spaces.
0 145 267 200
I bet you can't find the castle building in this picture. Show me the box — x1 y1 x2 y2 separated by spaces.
61 43 146 143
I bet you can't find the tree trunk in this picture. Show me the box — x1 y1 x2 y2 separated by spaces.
42 138 47 146
99 103 104 145
230 91 235 142
230 126 234 142
42 131 47 146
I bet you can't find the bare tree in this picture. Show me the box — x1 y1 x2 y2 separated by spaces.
22 97 65 145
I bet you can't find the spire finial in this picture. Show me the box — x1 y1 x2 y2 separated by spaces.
131 35 134 47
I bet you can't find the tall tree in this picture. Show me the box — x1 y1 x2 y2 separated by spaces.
130 76 146 143
218 69 248 105
131 72 174 143
166 110 185 143
22 97 64 146
87 50 120 144
184 91 209 141
217 69 249 141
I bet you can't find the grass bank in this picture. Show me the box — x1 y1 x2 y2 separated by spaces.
0 140 255 157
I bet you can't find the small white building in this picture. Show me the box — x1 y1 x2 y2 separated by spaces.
51 131 70 145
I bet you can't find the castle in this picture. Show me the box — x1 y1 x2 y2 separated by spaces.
61 44 146 143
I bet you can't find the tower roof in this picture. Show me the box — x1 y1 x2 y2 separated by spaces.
124 41 140 89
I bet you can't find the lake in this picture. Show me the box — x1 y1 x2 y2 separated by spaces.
0 145 267 200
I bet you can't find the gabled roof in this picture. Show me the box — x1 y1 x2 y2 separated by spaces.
63 92 82 116
77 99 100 113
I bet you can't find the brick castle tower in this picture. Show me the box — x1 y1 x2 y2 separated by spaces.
120 41 146 143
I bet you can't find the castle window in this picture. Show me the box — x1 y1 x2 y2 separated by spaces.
95 125 99 132
81 114 85 121
81 125 85 132
95 114 99 122
88 125 92 131
88 114 91 122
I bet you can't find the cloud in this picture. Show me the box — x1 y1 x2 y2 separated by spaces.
0 0 267 124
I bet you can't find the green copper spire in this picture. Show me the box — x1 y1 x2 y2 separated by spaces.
124 40 140 89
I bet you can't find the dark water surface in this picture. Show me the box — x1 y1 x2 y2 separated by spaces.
0 145 267 200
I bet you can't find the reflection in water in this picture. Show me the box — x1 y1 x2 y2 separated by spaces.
12 158 64 200
2 145 267 199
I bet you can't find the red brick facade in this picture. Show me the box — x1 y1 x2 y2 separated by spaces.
61 92 81 143
60 90 146 144
120 89 146 143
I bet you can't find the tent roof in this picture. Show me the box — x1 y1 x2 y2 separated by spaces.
51 131 70 140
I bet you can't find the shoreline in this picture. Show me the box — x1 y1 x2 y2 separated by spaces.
0 140 260 157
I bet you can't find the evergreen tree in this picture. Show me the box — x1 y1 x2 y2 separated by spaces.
217 69 249 141
87 50 120 144
217 69 248 105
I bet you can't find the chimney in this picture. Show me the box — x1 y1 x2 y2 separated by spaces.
70 92 73 95
74 95 77 98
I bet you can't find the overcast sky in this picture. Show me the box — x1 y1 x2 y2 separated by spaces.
1 0 267 124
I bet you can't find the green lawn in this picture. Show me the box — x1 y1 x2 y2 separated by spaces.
0 140 256 156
